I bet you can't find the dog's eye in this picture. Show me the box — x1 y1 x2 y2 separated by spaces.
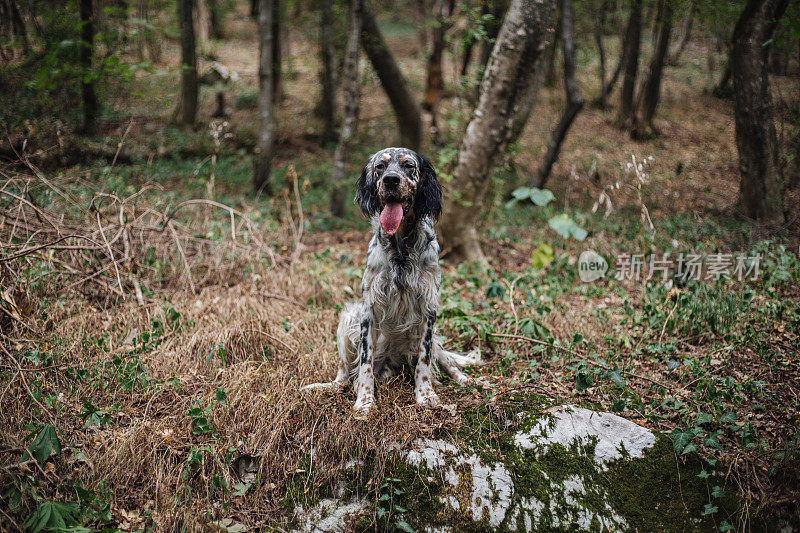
375 162 386 172
402 161 415 169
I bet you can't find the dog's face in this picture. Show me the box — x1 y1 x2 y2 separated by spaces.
355 147 442 235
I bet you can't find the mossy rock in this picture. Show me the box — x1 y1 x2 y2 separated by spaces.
292 403 769 532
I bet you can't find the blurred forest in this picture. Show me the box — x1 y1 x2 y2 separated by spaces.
1 0 800 531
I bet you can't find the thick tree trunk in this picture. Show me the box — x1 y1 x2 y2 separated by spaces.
8 0 29 53
177 0 198 127
617 0 642 126
732 0 789 226
330 0 362 217
360 3 422 150
79 0 98 134
631 0 672 139
253 0 274 193
319 0 338 144
440 0 555 263
207 0 222 38
533 0 583 188
666 1 693 66
195 0 210 49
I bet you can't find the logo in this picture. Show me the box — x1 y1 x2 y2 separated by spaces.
578 250 608 282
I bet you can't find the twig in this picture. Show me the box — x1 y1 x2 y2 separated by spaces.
260 292 305 308
0 234 98 262
168 220 196 294
97 212 125 298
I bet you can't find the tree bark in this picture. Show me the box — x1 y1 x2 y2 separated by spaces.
666 0 694 66
440 0 555 263
8 0 29 53
195 0 210 49
360 3 422 150
79 0 98 134
423 0 454 112
617 0 642 126
319 0 338 144
271 0 282 103
253 0 274 193
732 0 789 226
330 0 362 217
478 0 508 70
533 0 583 188
207 0 222 38
593 0 609 109
631 0 672 139
177 0 198 127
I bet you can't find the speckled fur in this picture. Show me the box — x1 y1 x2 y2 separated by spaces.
302 148 479 414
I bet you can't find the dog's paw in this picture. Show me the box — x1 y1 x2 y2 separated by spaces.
415 390 441 409
353 398 375 419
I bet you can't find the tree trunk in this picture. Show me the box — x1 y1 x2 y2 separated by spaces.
195 0 210 49
605 41 625 96
360 3 422 150
423 0 454 112
713 53 732 97
440 0 555 263
732 0 789 226
414 0 428 53
666 0 693 66
617 0 642 126
207 0 222 38
478 0 508 70
253 0 274 193
271 0 282 103
460 39 474 78
631 0 672 139
319 0 338 144
593 0 609 109
331 0 362 217
533 0 583 188
543 2 561 88
8 0 29 53
177 0 198 127
79 0 98 134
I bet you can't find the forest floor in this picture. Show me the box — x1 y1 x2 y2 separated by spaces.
1 2 799 531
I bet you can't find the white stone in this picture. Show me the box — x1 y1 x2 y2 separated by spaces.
514 405 656 469
293 497 367 533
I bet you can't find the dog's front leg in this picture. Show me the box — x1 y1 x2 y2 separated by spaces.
353 312 376 416
415 311 441 408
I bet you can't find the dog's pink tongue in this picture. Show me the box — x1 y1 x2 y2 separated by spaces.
380 202 403 235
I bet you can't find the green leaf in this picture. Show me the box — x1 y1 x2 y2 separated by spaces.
528 188 555 206
697 470 710 479
531 242 554 270
575 369 593 392
703 503 718 515
696 411 713 426
512 187 532 200
719 520 733 532
711 486 725 498
395 520 416 533
27 425 61 465
681 442 697 455
669 427 694 454
548 214 588 241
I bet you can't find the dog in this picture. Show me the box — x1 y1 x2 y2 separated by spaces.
302 147 479 415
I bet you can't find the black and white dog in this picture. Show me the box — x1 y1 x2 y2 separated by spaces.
303 148 478 415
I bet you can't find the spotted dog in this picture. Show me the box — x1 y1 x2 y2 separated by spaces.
302 148 479 415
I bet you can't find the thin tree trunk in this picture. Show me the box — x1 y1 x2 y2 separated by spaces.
440 0 555 263
423 0 454 112
605 42 625 96
319 0 338 144
177 0 198 127
8 0 29 53
617 0 642 126
331 0 362 217
253 0 274 193
460 39 474 77
414 0 428 53
666 1 694 66
271 0 282 103
195 0 210 49
79 0 98 134
533 0 583 188
478 0 508 70
543 2 561 88
207 0 222 38
594 0 609 109
360 3 422 150
732 0 789 226
631 0 672 139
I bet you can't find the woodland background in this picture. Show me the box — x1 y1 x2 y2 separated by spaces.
0 0 799 530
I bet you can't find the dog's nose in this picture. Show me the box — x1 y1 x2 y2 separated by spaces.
382 174 401 188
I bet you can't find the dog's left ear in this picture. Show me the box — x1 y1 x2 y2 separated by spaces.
414 154 442 221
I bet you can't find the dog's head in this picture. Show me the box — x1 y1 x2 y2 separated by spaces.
355 147 442 235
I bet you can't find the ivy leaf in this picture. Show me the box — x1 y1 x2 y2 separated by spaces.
669 427 695 454
548 214 587 241
697 470 710 479
531 243 554 270
719 520 733 532
703 503 718 515
696 411 713 426
24 425 61 466
681 442 697 455
395 520 416 533
711 486 725 498
575 369 593 392
528 188 555 206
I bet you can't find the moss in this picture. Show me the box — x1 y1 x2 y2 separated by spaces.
603 435 769 532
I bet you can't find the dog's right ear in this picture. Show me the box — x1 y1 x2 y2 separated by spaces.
355 161 380 217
